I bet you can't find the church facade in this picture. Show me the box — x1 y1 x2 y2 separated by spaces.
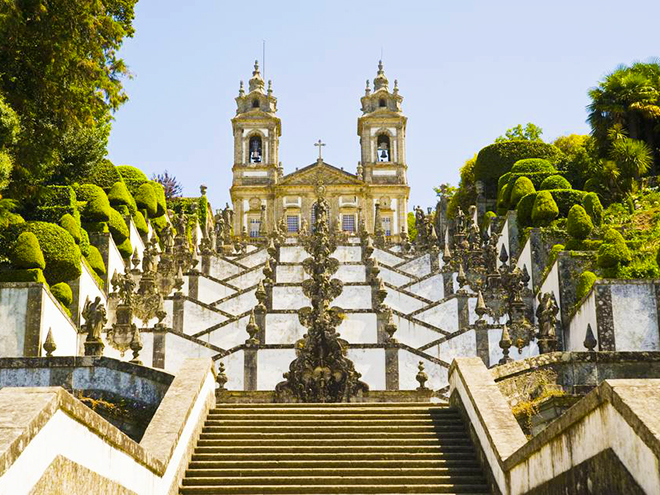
229 61 410 241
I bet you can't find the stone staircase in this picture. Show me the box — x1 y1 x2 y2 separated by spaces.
180 402 491 494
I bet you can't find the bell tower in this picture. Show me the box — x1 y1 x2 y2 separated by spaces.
357 61 408 185
231 60 281 186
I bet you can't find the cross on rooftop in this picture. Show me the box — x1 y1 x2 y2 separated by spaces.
314 139 326 160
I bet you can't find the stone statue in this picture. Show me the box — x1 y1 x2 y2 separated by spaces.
81 296 107 356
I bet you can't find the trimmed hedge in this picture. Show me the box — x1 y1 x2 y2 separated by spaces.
6 222 81 284
12 232 45 270
59 213 81 244
516 193 537 227
76 184 111 223
547 189 588 217
474 141 562 182
133 211 149 237
31 186 77 224
532 191 559 226
87 245 106 277
540 175 572 190
150 214 168 234
0 268 46 284
108 208 129 244
51 282 73 307
88 160 123 190
80 228 91 258
510 177 536 208
135 183 157 217
151 181 167 217
116 237 133 259
498 173 512 192
597 229 631 269
116 165 148 196
566 205 593 240
584 178 600 193
583 193 603 226
108 181 137 213
576 271 597 301
511 158 557 174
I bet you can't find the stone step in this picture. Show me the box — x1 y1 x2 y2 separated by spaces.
186 459 482 470
184 467 485 478
200 425 461 434
181 475 486 487
206 412 457 421
211 402 448 409
210 406 452 414
180 484 490 494
193 444 478 455
197 431 460 440
195 437 472 447
204 418 462 427
189 452 479 462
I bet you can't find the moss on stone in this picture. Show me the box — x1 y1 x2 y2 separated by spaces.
540 175 572 190
51 282 73 307
12 231 46 270
597 229 631 269
532 190 559 227
510 177 536 209
566 205 593 240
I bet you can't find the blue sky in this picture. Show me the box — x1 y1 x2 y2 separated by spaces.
107 0 660 211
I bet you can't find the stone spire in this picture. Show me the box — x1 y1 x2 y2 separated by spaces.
373 60 389 91
249 60 265 93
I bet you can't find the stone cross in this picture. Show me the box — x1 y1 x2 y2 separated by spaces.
314 139 325 160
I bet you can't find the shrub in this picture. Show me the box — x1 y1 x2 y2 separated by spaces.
548 189 588 217
88 160 123 190
133 211 149 237
0 268 46 284
135 182 157 217
29 186 77 224
59 213 81 244
511 158 557 174
150 181 167 217
474 141 562 183
150 213 168 234
7 222 81 284
482 211 497 231
85 221 109 234
0 94 20 148
584 178 600 193
12 232 45 270
87 245 106 277
107 181 136 213
583 193 603 226
116 237 133 259
576 271 597 301
510 177 536 208
498 172 512 192
566 205 593 240
540 175 572 190
497 181 513 210
597 229 631 269
51 282 73 307
76 184 111 223
108 208 129 244
532 191 559 226
116 165 148 196
80 228 91 258
0 152 12 192
516 192 538 228
548 244 565 267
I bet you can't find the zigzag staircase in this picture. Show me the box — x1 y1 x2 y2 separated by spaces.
180 402 490 494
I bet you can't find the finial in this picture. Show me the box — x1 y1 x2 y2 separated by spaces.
476 291 488 320
584 323 597 351
43 328 56 357
378 59 384 73
394 79 399 94
216 362 228 391
416 361 429 390
267 79 272 96
253 59 260 73
239 80 244 96
365 79 371 96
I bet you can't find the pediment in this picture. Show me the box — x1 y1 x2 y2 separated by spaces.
279 162 364 186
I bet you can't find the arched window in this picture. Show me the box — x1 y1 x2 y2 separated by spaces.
377 134 390 162
252 99 260 109
379 98 386 108
249 136 262 163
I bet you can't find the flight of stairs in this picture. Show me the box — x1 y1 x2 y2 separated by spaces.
180 402 491 494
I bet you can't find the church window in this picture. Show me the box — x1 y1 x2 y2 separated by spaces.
252 99 260 108
249 136 262 163
379 98 386 108
342 214 355 233
249 217 261 238
382 217 392 236
287 215 299 233
377 134 390 162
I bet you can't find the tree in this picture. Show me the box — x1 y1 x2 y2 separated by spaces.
553 134 600 190
152 171 183 200
587 61 660 171
495 123 544 143
445 155 476 218
0 0 137 191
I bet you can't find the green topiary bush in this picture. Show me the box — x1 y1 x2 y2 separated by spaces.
583 178 600 193
150 181 167 217
76 184 111 223
28 186 78 224
540 175 572 190
474 141 562 184
576 271 597 302
116 237 133 259
88 160 123 190
135 183 157 217
59 213 81 244
498 172 512 192
12 232 45 270
50 282 73 307
133 211 149 237
87 245 106 278
107 181 136 213
497 181 514 210
79 228 90 258
116 165 149 196
510 158 557 174
108 208 129 244
150 213 168 234
510 177 536 208
0 268 46 284
532 191 559 227
548 244 565 267
548 189 588 217
566 205 594 240
7 222 81 284
516 192 538 228
583 192 603 226
597 229 631 269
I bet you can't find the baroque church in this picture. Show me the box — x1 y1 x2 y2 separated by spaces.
230 60 410 241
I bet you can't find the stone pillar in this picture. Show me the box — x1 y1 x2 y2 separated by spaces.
595 283 616 351
172 293 185 333
201 254 211 276
244 348 258 391
25 284 45 357
442 272 454 297
152 327 166 369
187 272 199 300
456 292 470 331
385 345 399 391
474 320 490 367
